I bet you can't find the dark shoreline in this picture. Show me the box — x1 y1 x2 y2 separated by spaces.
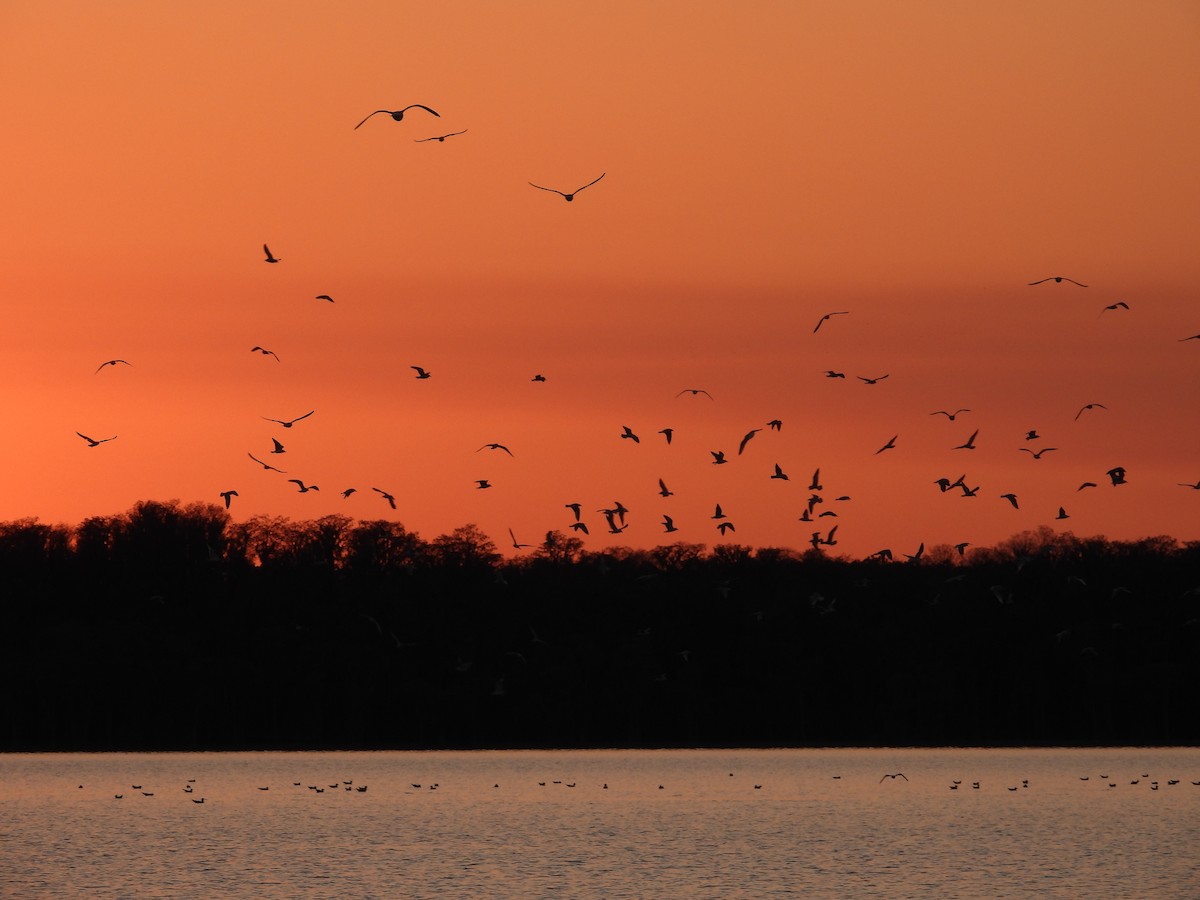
3 502 1197 752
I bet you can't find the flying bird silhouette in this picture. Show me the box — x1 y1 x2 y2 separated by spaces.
1075 403 1107 420
662 515 679 533
738 428 761 455
813 311 849 333
315 294 334 303
251 346 280 361
76 432 116 447
770 463 789 481
711 504 727 520
1025 430 1040 441
1028 276 1086 286
288 480 319 493
1106 466 1127 485
263 244 280 263
414 129 467 142
767 419 782 431
658 478 673 497
876 435 898 454
717 522 736 536
809 469 823 491
411 366 432 379
529 172 606 202
1177 480 1200 489
1056 506 1070 519
676 388 714 399
341 488 357 498
879 773 910 782
620 426 640 443
219 490 238 509
477 443 514 456
475 479 492 489
931 409 970 421
94 359 132 374
1099 301 1129 315
565 502 582 521
954 429 979 450
1000 493 1019 509
658 428 674 444
824 370 846 378
354 105 440 129
711 450 728 465
263 411 314 428
248 453 285 473
269 438 286 454
1077 482 1097 491
858 374 889 385
373 488 397 509
508 528 531 549
570 521 589 534
1020 447 1057 459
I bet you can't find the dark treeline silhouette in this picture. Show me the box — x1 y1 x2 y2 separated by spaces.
2 500 1198 751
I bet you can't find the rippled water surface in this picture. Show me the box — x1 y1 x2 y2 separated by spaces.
2 748 1197 899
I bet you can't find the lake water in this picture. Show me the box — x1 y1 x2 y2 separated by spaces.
1 747 1197 899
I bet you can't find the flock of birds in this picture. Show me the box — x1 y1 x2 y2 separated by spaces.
85 766 1200 804
75 102 1200 560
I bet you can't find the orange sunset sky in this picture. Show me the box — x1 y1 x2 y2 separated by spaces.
3 0 1198 560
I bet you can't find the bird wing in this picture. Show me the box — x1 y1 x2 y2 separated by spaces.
354 110 389 129
294 410 315 422
574 172 606 193
529 182 566 196
402 104 440 117
738 429 759 454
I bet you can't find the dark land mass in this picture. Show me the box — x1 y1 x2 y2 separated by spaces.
2 501 1197 751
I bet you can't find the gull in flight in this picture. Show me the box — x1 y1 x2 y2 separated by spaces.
1179 334 1200 342
824 370 846 379
411 366 432 379
288 479 319 493
931 408 970 421
268 438 286 455
813 311 849 333
532 374 547 382
676 388 714 400
219 490 238 509
1028 276 1087 286
263 411 314 428
476 479 492 489
711 450 728 465
1075 403 1107 420
621 426 640 443
858 374 889 385
658 478 673 498
263 244 280 263
1056 506 1070 519
1001 493 1019 509
565 502 582 521
94 359 132 374
478 443 513 456
1106 466 1127 486
77 432 116 447
809 469 823 491
717 522 736 536
767 419 782 431
248 453 285 473
954 429 979 450
1020 447 1057 459
771 463 789 481
415 129 467 142
341 488 357 498
880 773 910 782
1077 482 1097 491
711 504 727 520
1099 301 1128 315
1025 430 1040 441
529 172 606 202
658 428 674 444
662 515 678 533
315 294 334 303
1178 480 1200 489
875 435 898 454
251 346 280 361
738 428 761 455
570 521 588 534
373 488 397 509
508 528 531 549
354 105 440 129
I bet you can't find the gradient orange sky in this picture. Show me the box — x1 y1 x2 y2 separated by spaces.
3 0 1199 559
